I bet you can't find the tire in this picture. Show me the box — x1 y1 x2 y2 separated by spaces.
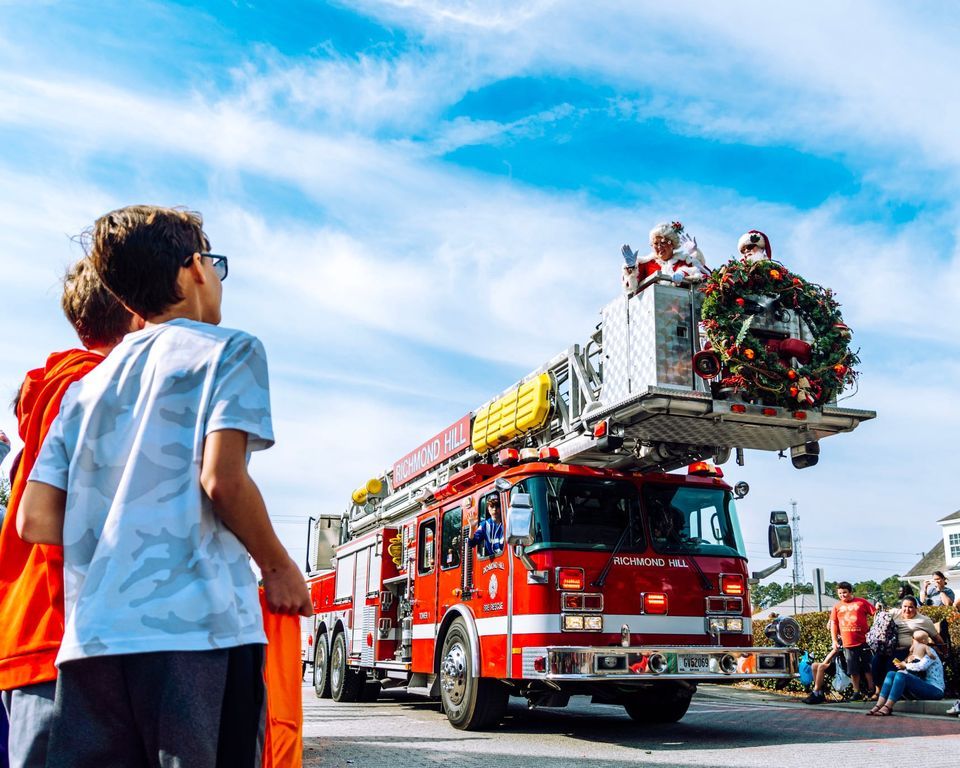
314 632 332 699
622 686 693 724
330 632 364 703
438 618 508 730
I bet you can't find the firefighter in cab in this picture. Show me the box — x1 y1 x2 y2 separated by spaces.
470 495 505 557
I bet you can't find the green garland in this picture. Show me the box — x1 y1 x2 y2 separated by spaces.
700 259 860 409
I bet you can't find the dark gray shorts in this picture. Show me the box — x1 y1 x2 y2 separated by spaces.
843 645 873 676
46 645 265 768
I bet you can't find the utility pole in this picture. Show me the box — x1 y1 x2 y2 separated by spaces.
791 500 804 616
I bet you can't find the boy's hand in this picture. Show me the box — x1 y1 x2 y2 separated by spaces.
262 558 313 616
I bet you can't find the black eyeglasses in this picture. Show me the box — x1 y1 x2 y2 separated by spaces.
182 252 228 281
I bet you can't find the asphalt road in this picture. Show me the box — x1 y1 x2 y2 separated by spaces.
301 683 959 768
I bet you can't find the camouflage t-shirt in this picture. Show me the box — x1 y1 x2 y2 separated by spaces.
31 319 272 664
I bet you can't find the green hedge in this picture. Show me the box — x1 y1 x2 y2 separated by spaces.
752 608 960 695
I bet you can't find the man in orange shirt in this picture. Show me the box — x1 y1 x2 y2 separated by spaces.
805 581 876 704
0 259 137 768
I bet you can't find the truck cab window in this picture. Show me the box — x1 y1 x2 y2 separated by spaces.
644 484 746 558
418 519 436 574
474 494 503 560
440 508 462 570
514 476 643 552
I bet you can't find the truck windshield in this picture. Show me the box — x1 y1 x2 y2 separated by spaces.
643 484 746 558
515 475 644 552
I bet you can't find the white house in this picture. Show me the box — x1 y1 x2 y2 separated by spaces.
904 509 960 593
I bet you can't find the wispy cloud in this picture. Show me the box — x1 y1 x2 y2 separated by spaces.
1 1 956 577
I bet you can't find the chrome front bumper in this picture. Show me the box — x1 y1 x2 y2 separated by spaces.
521 645 797 681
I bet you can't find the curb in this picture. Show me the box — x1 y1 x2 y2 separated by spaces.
698 684 959 719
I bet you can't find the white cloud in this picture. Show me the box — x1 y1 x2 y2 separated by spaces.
2 1 957 578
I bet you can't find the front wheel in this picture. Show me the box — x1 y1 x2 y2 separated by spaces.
622 685 693 723
439 618 507 730
314 632 331 699
330 632 364 702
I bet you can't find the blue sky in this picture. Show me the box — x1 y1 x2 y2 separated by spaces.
2 1 958 583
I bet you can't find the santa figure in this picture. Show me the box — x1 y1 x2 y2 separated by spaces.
621 221 709 297
737 230 772 263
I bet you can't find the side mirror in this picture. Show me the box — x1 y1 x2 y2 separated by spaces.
768 522 793 558
506 492 535 548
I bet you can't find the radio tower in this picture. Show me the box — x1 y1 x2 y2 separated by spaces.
791 500 805 612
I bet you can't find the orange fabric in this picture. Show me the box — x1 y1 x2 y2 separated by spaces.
260 592 303 768
0 349 103 690
830 597 876 648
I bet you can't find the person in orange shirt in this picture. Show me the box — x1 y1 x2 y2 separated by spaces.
828 582 876 700
0 259 138 768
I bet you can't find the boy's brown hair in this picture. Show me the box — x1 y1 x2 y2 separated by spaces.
61 258 134 350
87 205 210 318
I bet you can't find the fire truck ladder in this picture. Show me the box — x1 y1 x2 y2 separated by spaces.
342 282 875 539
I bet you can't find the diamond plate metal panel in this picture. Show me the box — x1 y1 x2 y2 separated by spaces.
633 285 698 390
600 296 632 405
624 414 807 451
522 647 548 678
630 288 658 390
360 605 377 665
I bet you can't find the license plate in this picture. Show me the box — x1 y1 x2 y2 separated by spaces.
678 654 710 673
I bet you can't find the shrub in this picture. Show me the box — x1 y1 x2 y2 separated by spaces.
752 607 960 695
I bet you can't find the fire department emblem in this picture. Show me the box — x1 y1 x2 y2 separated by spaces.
489 574 499 599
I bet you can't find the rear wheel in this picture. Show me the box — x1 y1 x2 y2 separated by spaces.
313 632 331 699
330 632 364 702
622 685 693 723
439 618 507 730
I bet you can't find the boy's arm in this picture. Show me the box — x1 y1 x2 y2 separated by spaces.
17 481 67 545
201 429 311 616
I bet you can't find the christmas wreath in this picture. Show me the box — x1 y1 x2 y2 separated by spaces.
700 259 859 409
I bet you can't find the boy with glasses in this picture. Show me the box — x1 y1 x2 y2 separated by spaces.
18 205 310 768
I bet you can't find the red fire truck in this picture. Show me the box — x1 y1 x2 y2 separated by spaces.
303 277 874 729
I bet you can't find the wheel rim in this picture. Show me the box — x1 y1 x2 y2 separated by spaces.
315 639 327 693
331 639 343 692
440 641 468 706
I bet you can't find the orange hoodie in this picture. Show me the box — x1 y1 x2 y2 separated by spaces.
0 349 103 690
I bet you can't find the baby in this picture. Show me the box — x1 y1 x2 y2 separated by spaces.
896 630 936 668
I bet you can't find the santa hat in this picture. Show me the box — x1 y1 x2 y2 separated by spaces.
649 221 684 247
737 230 771 258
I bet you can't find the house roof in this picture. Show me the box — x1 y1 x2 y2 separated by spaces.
753 593 838 619
904 540 949 578
938 509 960 524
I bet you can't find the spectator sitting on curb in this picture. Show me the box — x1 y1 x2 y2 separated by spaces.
870 595 944 696
803 644 844 704
867 630 944 716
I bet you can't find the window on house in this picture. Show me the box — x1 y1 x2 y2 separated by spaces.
949 531 960 560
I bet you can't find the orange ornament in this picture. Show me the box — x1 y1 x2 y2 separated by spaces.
787 369 798 380
769 269 781 280
744 348 755 360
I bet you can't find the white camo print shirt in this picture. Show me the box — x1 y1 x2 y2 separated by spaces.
32 319 272 664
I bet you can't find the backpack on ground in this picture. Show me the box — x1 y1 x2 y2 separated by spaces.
798 652 813 686
866 610 898 656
